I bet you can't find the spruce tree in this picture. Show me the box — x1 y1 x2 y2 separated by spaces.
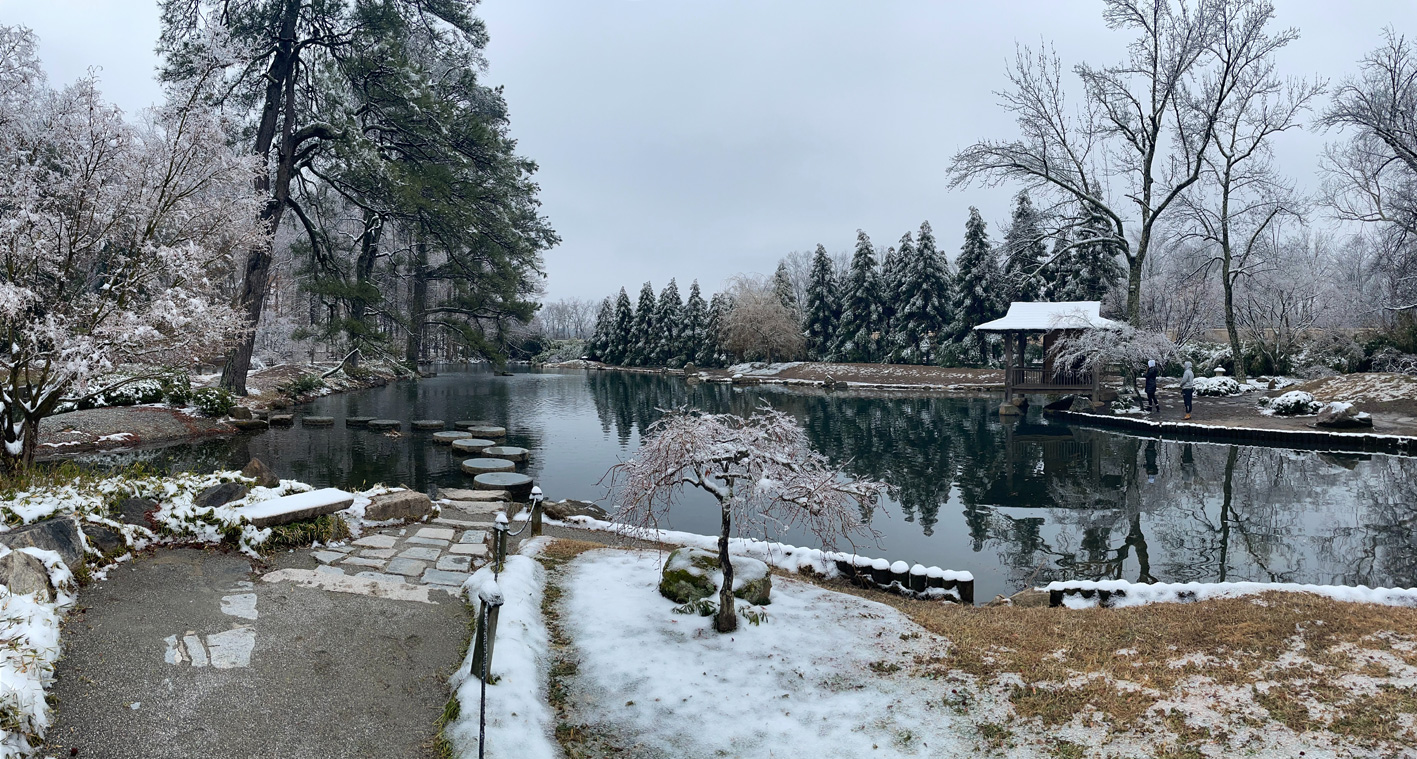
772 262 798 314
606 288 634 365
680 280 709 365
586 296 614 360
626 282 656 366
832 230 885 363
701 292 732 367
1002 191 1047 302
802 244 839 361
953 207 1002 363
918 220 954 328
889 223 953 364
1053 206 1125 302
651 279 684 365
881 239 909 338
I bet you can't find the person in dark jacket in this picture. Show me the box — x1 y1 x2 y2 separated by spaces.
1179 361 1196 420
1144 359 1159 412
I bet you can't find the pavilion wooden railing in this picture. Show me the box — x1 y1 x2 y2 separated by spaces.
1011 368 1094 388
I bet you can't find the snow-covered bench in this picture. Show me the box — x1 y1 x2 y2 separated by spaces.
234 488 355 528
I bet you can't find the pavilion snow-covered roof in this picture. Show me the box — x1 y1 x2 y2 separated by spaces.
973 301 1125 332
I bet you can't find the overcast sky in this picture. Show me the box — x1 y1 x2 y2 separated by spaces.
1 1 1413 301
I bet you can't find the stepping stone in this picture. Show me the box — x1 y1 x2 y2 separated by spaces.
354 571 405 585
461 424 506 439
407 537 450 547
453 420 495 430
421 568 469 586
444 502 503 516
345 416 375 427
397 546 442 561
366 419 401 430
411 419 446 430
232 488 354 528
268 414 294 426
449 543 488 557
312 550 344 564
416 527 456 541
315 565 345 577
472 472 533 500
460 458 515 475
341 556 385 569
438 488 506 501
231 418 269 431
386 558 427 577
450 438 496 454
432 431 473 445
352 534 397 549
482 445 528 463
360 548 397 560
437 555 472 572
301 416 334 427
458 530 488 544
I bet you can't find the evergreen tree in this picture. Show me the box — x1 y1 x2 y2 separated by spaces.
772 262 798 313
890 222 953 364
626 282 657 366
880 238 909 340
832 230 885 362
953 207 1002 363
802 244 839 360
918 220 954 327
606 288 634 365
651 279 684 365
702 292 733 367
1052 206 1125 302
586 296 614 360
1002 191 1048 302
680 280 709 364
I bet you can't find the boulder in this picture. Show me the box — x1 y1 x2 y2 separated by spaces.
1069 395 1094 413
194 482 249 510
0 549 55 602
231 419 269 431
0 519 83 569
241 458 281 488
1043 395 1075 412
658 547 771 606
541 499 610 521
82 524 126 557
1315 401 1374 429
1097 388 1120 402
116 497 158 527
998 402 1022 416
229 406 254 420
268 414 294 426
365 490 433 522
301 416 334 427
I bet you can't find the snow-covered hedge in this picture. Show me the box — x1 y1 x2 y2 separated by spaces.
1192 376 1243 396
1046 579 1417 609
1258 390 1320 416
1 546 76 758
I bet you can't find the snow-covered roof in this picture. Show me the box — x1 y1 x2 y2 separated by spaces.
973 301 1125 332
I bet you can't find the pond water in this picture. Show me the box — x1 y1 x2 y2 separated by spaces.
113 365 1417 601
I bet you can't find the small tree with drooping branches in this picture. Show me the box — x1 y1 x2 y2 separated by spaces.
610 406 888 633
1047 315 1177 401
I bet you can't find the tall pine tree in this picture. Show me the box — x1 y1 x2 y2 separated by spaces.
626 282 656 366
802 244 839 361
772 262 798 314
586 296 614 360
890 222 953 364
1052 206 1125 302
832 230 885 363
651 279 683 365
953 207 1002 363
680 280 709 365
1002 191 1047 302
702 292 732 367
606 288 634 365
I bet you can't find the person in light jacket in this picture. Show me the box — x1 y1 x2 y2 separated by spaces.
1144 359 1159 412
1179 361 1195 420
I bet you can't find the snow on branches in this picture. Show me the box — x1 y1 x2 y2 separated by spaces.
0 26 260 465
1046 311 1177 381
610 405 888 632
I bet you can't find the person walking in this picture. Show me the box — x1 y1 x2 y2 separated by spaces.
1179 360 1195 420
1144 359 1159 412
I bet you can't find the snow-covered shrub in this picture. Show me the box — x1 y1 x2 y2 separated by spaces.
1258 390 1320 416
1295 332 1365 376
0 546 75 757
277 373 325 398
160 371 193 405
1175 341 1231 376
1192 376 1243 396
191 387 235 417
104 379 165 406
1369 347 1417 376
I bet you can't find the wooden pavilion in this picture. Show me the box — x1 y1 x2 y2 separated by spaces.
974 301 1122 404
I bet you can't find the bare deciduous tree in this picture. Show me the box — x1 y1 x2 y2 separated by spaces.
723 275 806 363
610 407 888 632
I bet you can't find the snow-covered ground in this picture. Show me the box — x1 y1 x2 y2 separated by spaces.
0 547 75 759
558 548 972 757
1048 579 1417 608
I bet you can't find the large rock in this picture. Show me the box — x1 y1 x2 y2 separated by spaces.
242 458 281 488
195 482 249 510
541 499 609 521
1315 401 1374 429
0 519 83 569
229 406 254 420
116 497 158 527
232 488 355 528
82 524 126 557
0 549 55 602
365 490 433 522
658 547 772 606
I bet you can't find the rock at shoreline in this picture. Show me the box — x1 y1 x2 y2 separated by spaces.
241 458 281 488
365 491 433 522
229 406 254 420
0 519 84 570
542 499 609 521
195 482 249 510
659 547 771 606
1315 401 1374 429
0 549 55 602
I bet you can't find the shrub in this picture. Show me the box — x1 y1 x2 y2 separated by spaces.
106 379 165 406
1258 390 1319 416
1192 376 1242 396
191 387 236 417
278 373 325 398
160 371 193 405
1295 332 1365 376
1369 347 1417 375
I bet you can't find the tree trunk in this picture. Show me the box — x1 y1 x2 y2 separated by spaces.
349 212 382 369
405 235 428 368
714 501 737 633
1125 256 1144 328
1223 266 1244 382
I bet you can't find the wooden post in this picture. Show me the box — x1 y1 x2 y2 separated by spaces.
1002 332 1014 402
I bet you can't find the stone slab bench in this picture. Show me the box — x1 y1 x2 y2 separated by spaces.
235 488 355 528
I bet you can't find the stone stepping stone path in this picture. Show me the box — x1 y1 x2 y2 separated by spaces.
460 458 515 475
345 416 375 427
432 430 473 445
473 472 533 500
450 437 496 454
482 445 528 463
453 420 494 430
411 419 446 430
301 416 334 427
366 419 402 431
308 521 491 596
269 414 294 426
460 424 506 438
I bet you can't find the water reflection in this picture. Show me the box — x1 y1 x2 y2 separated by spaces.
93 366 1417 600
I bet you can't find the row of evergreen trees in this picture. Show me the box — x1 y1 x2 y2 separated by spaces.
586 191 1124 367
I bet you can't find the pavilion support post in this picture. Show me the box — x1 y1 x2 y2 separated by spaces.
1002 332 1014 403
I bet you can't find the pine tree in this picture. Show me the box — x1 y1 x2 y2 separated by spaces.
1002 191 1047 302
832 230 885 363
953 207 1002 363
1052 206 1125 302
802 244 839 360
880 239 908 342
702 292 732 367
889 222 953 364
651 279 684 365
606 288 634 365
586 296 614 360
772 262 798 314
918 220 954 328
626 282 657 366
680 280 709 365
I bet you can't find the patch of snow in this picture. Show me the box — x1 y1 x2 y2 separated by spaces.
0 546 76 756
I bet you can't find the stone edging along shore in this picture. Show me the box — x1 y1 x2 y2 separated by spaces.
1051 408 1417 455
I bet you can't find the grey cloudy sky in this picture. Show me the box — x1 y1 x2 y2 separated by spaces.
2 1 1413 301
